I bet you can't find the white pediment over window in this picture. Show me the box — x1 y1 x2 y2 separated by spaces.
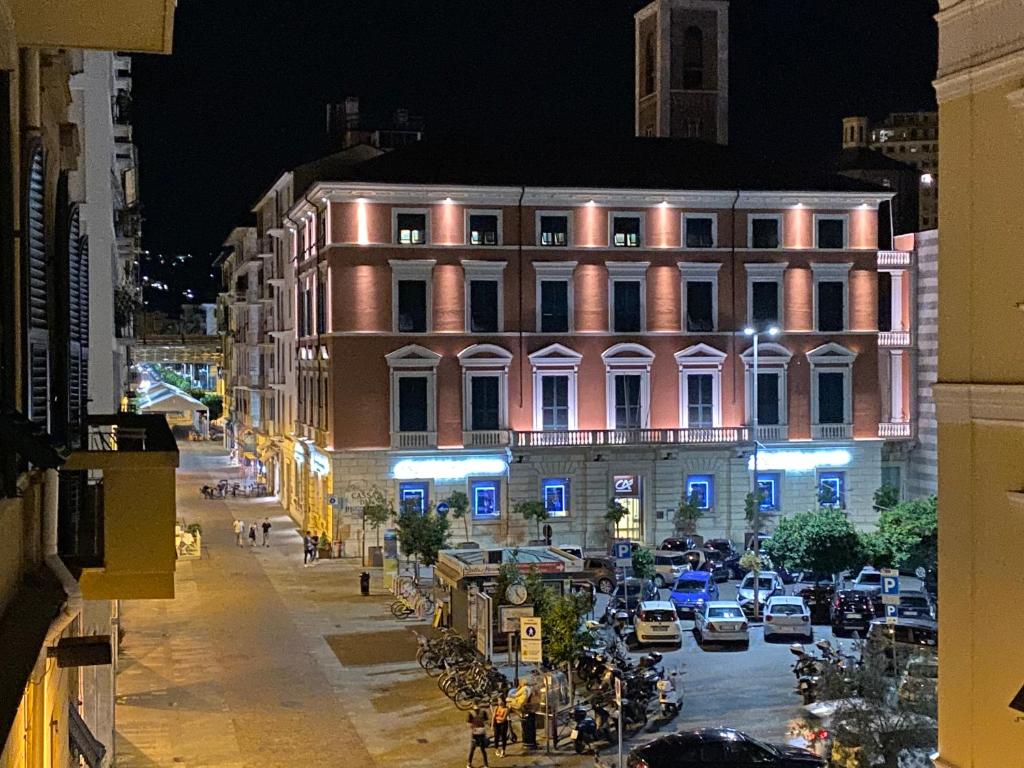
740 342 793 368
457 343 513 369
806 342 857 366
602 342 654 367
385 344 442 369
675 343 727 370
529 343 582 369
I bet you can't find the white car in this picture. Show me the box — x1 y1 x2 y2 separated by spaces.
651 551 690 588
693 600 749 648
634 600 683 646
853 566 882 591
764 595 813 641
737 571 785 616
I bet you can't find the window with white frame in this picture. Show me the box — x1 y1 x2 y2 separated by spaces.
529 343 581 431
399 481 429 513
390 260 435 333
757 472 781 511
534 261 575 334
683 213 717 248
608 262 649 333
746 262 787 328
814 214 848 249
458 343 511 434
807 342 856 427
812 263 852 332
394 209 429 245
536 212 570 247
385 344 441 443
675 343 726 429
748 214 783 249
741 342 792 427
470 478 501 518
817 471 845 508
611 213 643 248
685 474 714 509
542 477 570 517
679 263 721 332
603 343 653 430
467 211 501 246
463 260 506 333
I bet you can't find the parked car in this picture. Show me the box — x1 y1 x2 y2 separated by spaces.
853 566 883 591
897 654 939 711
669 570 719 617
830 589 877 636
579 556 618 594
898 590 935 620
627 728 826 767
658 536 702 552
693 601 750 648
764 595 813 642
634 600 683 647
699 548 731 582
737 571 785 617
651 550 690 588
605 578 660 620
703 538 744 579
866 617 938 672
793 572 837 624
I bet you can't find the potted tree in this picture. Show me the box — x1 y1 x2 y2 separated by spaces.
514 499 549 543
444 490 471 542
674 491 704 537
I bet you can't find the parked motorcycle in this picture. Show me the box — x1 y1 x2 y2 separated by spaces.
570 701 617 754
656 669 682 716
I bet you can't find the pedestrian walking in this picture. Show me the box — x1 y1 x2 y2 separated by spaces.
311 533 320 561
303 531 315 565
466 707 490 768
261 517 272 546
248 522 257 547
232 518 244 547
491 696 510 757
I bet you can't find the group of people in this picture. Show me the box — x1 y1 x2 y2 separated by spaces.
232 517 272 547
201 479 238 499
465 678 539 767
302 531 321 565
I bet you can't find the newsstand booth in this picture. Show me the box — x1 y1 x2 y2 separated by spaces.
434 546 586 657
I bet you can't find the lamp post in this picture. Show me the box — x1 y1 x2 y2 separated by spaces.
744 323 779 620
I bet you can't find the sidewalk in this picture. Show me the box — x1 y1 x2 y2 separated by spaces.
116 444 591 767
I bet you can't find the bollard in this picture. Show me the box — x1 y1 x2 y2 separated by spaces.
359 571 370 596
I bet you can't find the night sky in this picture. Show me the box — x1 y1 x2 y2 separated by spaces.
131 0 938 305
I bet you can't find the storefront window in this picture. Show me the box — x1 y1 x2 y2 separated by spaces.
399 481 429 514
685 474 714 509
470 479 500 518
542 478 570 517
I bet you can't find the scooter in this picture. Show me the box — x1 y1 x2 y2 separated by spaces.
570 702 617 754
656 669 682 716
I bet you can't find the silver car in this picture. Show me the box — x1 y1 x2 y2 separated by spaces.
693 600 750 648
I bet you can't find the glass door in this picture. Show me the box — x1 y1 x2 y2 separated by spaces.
614 497 643 540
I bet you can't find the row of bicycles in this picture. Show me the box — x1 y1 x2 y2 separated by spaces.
387 576 435 619
413 629 510 711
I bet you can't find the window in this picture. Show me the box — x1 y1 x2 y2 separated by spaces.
611 214 642 247
471 479 500 518
686 475 714 509
399 481 429 514
878 271 893 332
468 212 500 246
398 376 428 431
534 261 575 334
807 342 856 431
542 478 570 517
603 343 653 430
675 343 725 429
530 343 581 431
757 472 781 511
458 344 512 436
812 263 852 332
614 374 643 428
316 271 327 334
391 260 435 333
815 215 848 249
469 375 501 430
679 262 720 332
686 374 714 427
683 214 716 248
643 32 656 95
817 371 845 424
746 263 787 328
756 372 781 425
748 215 782 249
541 375 570 430
741 342 792 429
682 26 703 89
537 213 569 246
608 262 647 332
818 471 845 508
386 344 441 445
463 260 506 333
395 211 428 245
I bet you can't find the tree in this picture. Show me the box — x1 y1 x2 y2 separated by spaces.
200 393 223 421
393 500 451 580
744 489 765 524
444 490 471 541
631 547 655 581
514 499 549 541
874 483 901 512
762 509 863 576
541 592 594 667
353 484 393 561
605 498 628 542
674 491 704 536
875 497 937 571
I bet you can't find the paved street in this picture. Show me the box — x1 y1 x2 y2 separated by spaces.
116 443 852 767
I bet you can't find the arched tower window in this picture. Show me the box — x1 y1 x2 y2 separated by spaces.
683 26 704 89
643 32 656 96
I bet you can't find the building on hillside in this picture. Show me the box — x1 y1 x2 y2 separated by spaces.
0 3 178 765
841 112 938 231
634 0 729 143
276 136 920 559
932 2 1024 766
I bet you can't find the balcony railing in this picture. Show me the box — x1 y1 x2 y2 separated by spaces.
878 421 913 439
811 423 853 440
879 330 911 347
392 431 437 449
463 430 510 447
755 425 789 442
877 250 912 267
511 426 750 448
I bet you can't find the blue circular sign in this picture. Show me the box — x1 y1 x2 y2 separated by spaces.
436 502 450 516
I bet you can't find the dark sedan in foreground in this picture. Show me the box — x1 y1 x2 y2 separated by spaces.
627 728 826 767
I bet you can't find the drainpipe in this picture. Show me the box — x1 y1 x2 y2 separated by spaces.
43 468 82 644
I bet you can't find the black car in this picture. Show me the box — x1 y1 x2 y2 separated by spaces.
605 578 660 620
659 536 702 552
897 590 935 620
794 572 837 624
627 728 826 767
830 589 878 635
703 538 743 579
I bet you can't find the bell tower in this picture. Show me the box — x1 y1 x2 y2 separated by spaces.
635 0 729 144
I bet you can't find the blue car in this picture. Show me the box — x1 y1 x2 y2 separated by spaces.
669 571 719 617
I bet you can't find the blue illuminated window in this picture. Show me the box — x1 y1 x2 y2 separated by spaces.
818 471 845 508
471 479 500 518
757 473 781 511
399 481 429 514
542 478 570 517
685 475 714 509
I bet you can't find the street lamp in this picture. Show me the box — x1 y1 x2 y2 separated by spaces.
744 323 779 621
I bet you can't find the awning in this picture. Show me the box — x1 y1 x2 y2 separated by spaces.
68 701 106 768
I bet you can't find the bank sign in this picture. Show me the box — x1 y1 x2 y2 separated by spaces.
613 475 639 496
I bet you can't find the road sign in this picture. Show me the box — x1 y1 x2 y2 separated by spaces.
884 603 899 625
614 675 622 705
436 502 450 515
1010 682 1024 714
520 617 543 663
613 540 632 567
881 568 900 605
499 605 534 633
328 496 338 506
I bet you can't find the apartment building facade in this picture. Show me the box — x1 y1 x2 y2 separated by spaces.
280 138 916 557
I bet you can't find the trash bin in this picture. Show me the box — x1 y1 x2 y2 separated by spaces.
359 571 370 596
521 712 538 748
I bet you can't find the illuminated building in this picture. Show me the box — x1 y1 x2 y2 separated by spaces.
932 1 1024 765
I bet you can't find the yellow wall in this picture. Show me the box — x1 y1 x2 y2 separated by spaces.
1 648 75 768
